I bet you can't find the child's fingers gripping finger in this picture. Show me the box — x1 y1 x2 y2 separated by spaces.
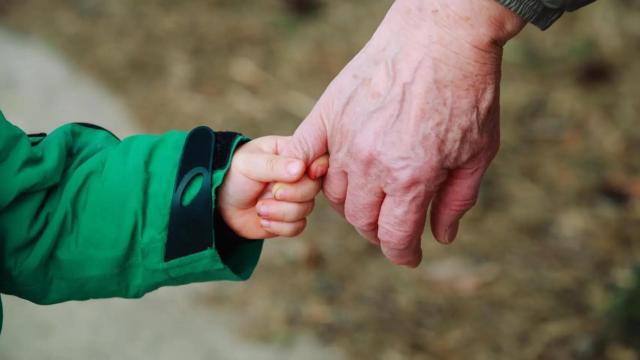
259 219 307 238
272 175 321 202
257 199 315 222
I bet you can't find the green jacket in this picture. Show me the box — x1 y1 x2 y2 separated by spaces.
0 111 263 332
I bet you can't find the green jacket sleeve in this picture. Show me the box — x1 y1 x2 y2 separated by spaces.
0 111 263 308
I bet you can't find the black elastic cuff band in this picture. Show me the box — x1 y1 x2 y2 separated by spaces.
210 132 251 262
165 126 216 262
165 128 249 262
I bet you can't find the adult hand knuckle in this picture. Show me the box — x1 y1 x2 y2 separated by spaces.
297 140 315 162
387 168 424 191
345 210 377 233
351 142 375 164
449 196 478 213
323 185 345 204
378 225 414 251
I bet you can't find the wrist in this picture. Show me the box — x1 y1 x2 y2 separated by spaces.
390 0 525 50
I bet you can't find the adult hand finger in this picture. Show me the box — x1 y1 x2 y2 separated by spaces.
281 105 328 165
308 154 330 180
322 167 347 216
343 174 385 244
377 190 433 267
430 163 487 244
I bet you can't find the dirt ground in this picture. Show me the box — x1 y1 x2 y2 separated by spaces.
1 0 639 359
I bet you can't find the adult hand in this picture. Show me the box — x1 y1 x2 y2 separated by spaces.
283 0 525 266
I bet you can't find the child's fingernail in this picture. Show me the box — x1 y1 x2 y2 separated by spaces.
260 219 271 229
272 184 283 200
287 161 303 176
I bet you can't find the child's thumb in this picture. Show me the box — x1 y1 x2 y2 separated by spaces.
237 153 306 183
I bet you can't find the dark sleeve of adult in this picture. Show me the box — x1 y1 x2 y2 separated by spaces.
495 0 597 30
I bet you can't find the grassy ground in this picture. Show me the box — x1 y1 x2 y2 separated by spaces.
2 0 639 358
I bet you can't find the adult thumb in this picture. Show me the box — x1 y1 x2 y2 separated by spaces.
282 106 329 166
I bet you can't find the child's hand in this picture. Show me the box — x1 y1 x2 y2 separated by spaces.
218 136 328 239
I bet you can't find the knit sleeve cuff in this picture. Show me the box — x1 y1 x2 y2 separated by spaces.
494 0 564 30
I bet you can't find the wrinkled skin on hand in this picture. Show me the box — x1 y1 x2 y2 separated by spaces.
284 0 525 266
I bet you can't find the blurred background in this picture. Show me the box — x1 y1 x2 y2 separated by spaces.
0 0 639 359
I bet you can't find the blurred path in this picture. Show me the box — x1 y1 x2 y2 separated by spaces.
0 28 141 136
0 28 342 360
